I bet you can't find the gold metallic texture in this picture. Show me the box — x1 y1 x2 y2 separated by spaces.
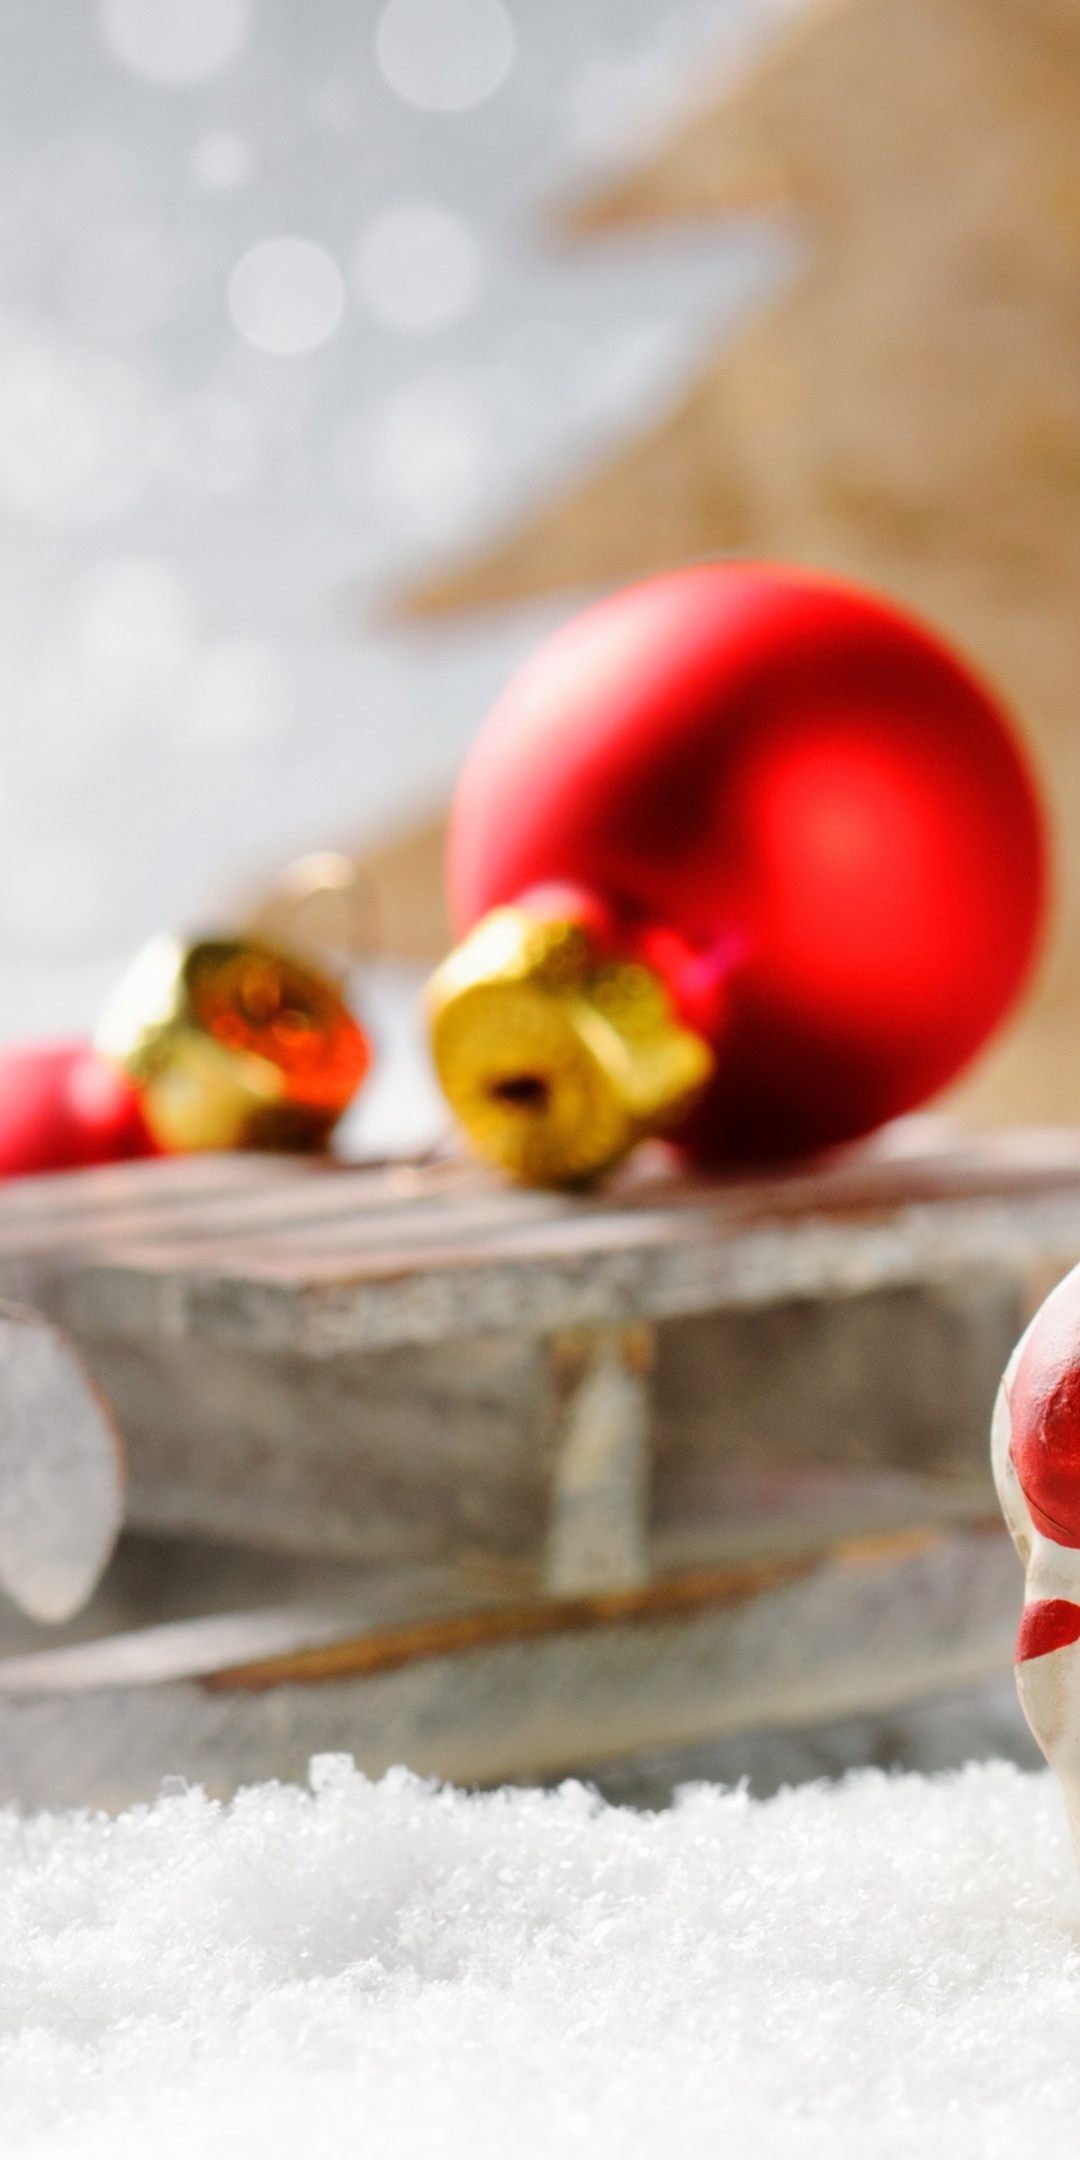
426 907 712 1186
95 934 370 1155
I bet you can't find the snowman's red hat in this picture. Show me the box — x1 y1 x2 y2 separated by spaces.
1010 1267 1080 1548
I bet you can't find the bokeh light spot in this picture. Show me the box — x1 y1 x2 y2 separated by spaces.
336 375 492 542
77 560 195 701
65 219 186 341
354 203 481 335
99 0 253 85
375 0 515 113
186 640 287 748
228 238 345 357
159 390 263 501
192 129 252 191
0 333 156 525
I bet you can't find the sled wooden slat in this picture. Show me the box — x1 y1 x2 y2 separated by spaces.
0 1518 1021 1813
0 1127 1076 1577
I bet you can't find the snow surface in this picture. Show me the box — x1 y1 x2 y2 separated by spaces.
2 1755 1080 2160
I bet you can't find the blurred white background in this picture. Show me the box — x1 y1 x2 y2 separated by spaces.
0 0 799 1095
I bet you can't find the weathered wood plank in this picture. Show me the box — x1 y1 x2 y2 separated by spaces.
0 1128 1074 1364
0 1128 1069 1569
4 1126 1080 1298
17 1190 1073 1377
0 1523 1020 1811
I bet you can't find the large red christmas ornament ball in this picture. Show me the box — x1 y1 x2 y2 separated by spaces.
0 1042 156 1179
429 564 1046 1183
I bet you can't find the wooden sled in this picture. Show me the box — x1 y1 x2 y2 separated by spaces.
0 1121 1072 1809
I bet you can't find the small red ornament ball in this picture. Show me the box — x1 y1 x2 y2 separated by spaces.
449 564 1047 1164
0 1041 156 1179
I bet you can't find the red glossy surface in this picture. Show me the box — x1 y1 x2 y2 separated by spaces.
1011 1265 1080 1548
1016 1600 1080 1664
450 565 1046 1163
0 1041 156 1180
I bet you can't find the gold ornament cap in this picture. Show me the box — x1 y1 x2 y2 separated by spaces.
426 907 713 1186
95 933 370 1155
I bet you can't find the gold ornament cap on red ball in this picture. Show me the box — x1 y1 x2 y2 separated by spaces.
426 907 713 1186
95 933 370 1154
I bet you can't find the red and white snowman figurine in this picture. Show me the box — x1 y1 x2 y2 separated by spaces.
994 1267 1080 1851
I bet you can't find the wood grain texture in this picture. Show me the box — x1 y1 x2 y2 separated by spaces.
203 1536 932 1693
0 1130 1068 1567
0 1521 1020 1810
2 1127 1080 1355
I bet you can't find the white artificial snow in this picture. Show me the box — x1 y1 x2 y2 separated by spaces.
1 1759 1079 2159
